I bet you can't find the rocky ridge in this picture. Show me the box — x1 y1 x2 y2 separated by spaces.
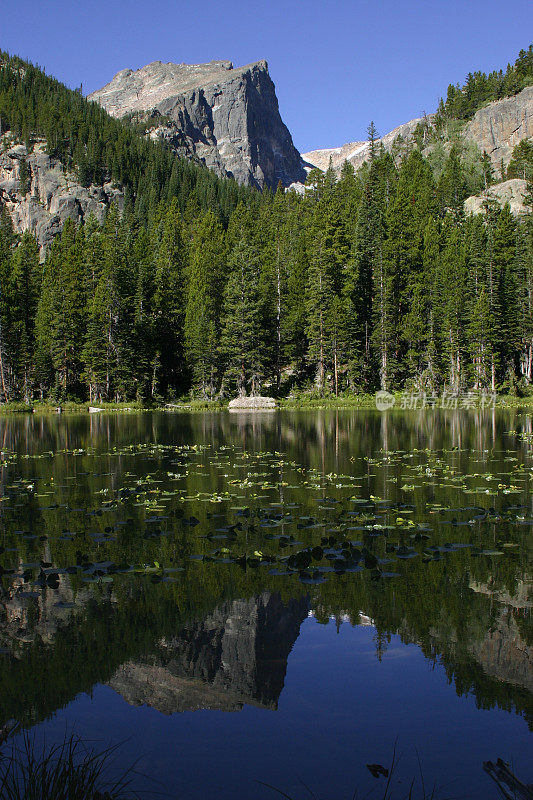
89 59 307 189
303 86 532 176
303 116 428 174
302 88 532 215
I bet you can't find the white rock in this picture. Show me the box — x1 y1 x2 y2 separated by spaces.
228 395 277 410
464 179 529 216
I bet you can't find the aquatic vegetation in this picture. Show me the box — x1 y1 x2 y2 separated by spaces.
0 429 531 605
0 731 136 799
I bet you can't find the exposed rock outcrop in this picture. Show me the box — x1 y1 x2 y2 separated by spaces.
464 178 529 216
108 592 308 713
465 86 533 169
0 135 124 255
228 395 277 410
90 60 307 189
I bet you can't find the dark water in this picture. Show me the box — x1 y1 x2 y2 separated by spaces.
0 409 531 799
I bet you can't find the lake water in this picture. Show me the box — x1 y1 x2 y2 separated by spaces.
0 409 531 799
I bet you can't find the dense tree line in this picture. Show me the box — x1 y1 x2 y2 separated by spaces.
436 44 533 122
0 143 532 402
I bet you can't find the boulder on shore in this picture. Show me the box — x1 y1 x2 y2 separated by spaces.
228 396 277 411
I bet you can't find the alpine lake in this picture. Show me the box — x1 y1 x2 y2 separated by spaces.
0 408 531 799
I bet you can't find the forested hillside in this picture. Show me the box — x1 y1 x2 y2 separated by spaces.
0 51 532 403
0 51 253 223
437 45 533 122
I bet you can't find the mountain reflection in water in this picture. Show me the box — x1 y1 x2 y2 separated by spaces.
0 409 531 798
108 592 309 713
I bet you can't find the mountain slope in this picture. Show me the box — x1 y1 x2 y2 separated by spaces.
303 116 427 173
305 87 532 173
0 50 254 250
89 59 307 189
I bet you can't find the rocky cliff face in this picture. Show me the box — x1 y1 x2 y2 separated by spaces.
108 592 309 713
465 87 533 170
89 60 307 190
0 135 124 255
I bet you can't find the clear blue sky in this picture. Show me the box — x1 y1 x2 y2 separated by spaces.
1 0 531 153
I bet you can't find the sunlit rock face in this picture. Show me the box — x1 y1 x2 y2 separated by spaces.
464 178 529 216
0 136 124 256
107 592 309 713
465 87 533 169
89 60 307 190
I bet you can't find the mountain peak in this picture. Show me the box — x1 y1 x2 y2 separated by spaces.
89 58 304 189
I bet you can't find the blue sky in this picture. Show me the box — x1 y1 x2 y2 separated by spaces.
2 0 531 153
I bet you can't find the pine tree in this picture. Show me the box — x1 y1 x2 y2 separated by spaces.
219 212 265 396
385 150 436 385
83 205 134 401
492 203 518 386
468 289 493 389
350 150 397 389
184 210 226 396
9 231 40 399
438 222 466 390
38 220 86 399
515 218 533 382
305 204 335 390
0 209 18 400
151 200 186 399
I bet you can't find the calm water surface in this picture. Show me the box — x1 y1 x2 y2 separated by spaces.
0 409 531 799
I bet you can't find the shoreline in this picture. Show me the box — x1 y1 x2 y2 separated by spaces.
1 393 533 415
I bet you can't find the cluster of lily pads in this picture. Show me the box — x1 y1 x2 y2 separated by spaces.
0 437 529 603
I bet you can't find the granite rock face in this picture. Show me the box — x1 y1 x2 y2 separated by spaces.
89 60 307 189
465 86 533 169
0 135 124 255
228 395 277 410
108 592 309 713
464 178 529 216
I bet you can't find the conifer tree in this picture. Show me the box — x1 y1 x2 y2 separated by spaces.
184 210 226 396
38 220 86 398
305 205 335 390
438 222 466 390
219 211 264 396
9 232 40 399
151 200 186 398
